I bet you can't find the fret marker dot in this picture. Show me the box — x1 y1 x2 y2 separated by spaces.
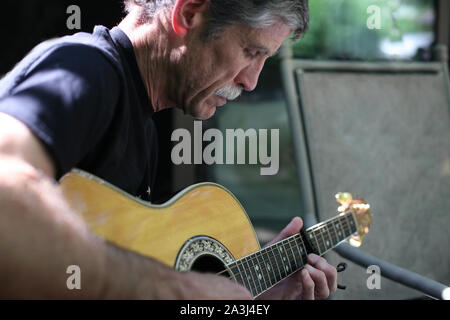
326 241 330 246
258 274 262 280
285 265 289 271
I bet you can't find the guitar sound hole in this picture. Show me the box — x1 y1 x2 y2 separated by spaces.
191 254 231 278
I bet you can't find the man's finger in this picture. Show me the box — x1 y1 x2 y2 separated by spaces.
264 217 303 247
300 268 315 300
304 264 329 299
308 254 338 292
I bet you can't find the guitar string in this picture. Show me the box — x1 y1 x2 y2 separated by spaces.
214 219 354 289
217 215 354 280
217 235 308 290
221 228 355 293
217 230 348 292
219 239 355 295
219 223 352 281
215 216 355 285
219 217 351 274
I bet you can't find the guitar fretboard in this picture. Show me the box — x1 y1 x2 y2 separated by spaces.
226 210 358 298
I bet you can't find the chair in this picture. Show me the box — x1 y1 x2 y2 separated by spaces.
280 42 450 299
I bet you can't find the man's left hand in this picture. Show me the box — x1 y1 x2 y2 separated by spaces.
257 217 338 300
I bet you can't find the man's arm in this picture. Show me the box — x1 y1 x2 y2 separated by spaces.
0 113 252 299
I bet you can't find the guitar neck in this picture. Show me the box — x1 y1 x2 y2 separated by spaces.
226 210 358 298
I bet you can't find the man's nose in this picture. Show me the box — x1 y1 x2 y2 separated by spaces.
234 59 265 92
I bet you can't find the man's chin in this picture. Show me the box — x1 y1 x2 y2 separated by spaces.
193 106 216 120
186 100 218 120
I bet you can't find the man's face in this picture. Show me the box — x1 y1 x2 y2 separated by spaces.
175 23 292 120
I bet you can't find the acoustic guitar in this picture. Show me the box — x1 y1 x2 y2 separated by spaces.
60 169 372 298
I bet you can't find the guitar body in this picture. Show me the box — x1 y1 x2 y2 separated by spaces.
60 169 372 297
60 170 260 273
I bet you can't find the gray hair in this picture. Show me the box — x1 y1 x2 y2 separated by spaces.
124 0 309 41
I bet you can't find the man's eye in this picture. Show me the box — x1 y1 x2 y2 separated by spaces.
245 49 259 58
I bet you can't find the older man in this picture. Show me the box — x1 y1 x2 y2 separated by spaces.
0 0 337 299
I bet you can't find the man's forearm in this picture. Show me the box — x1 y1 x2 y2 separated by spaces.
0 158 178 299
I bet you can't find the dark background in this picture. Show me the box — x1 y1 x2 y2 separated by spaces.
0 0 177 203
0 1 125 75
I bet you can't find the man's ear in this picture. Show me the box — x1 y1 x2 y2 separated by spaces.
172 0 209 37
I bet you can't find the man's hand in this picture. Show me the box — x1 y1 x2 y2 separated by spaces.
257 217 338 300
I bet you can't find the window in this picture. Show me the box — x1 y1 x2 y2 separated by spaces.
293 0 436 61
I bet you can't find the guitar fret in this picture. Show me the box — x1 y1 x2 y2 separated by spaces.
287 240 298 270
269 244 284 283
259 247 274 287
337 215 348 238
341 214 352 236
276 243 288 278
265 246 279 285
281 241 293 274
298 236 308 262
314 228 327 254
263 248 278 286
241 257 258 296
248 256 263 295
254 252 269 292
293 236 307 269
293 236 306 266
317 227 327 253
307 231 321 255
346 213 357 234
324 225 333 250
234 259 252 295
285 241 296 273
229 263 244 286
331 219 340 244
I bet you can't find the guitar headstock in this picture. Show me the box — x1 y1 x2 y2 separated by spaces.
335 192 372 247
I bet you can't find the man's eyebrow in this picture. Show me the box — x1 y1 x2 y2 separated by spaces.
252 45 279 57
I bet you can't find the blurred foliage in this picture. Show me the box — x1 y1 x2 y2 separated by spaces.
292 0 435 60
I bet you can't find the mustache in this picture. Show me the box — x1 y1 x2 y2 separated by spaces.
214 84 243 101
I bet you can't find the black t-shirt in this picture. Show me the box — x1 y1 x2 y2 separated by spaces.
0 26 158 202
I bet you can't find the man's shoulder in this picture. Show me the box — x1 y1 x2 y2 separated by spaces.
56 25 121 61
29 26 122 72
0 26 123 96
